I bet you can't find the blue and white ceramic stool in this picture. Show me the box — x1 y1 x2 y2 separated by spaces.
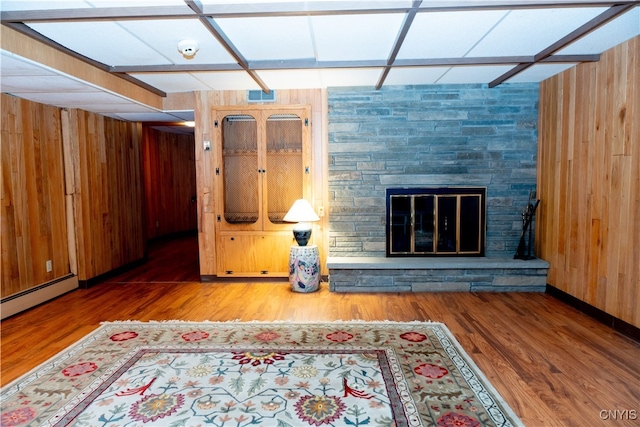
289 244 320 292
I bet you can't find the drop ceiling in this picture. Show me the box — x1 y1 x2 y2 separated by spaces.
1 0 639 126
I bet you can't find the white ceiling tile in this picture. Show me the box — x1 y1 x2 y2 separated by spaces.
164 110 195 121
83 103 160 113
319 68 385 87
130 72 213 92
311 14 405 61
190 71 264 91
557 8 640 55
508 63 577 82
0 53 59 76
215 16 314 60
200 0 413 12
6 91 158 114
467 7 608 57
436 65 515 84
86 0 186 6
399 10 509 59
259 69 323 88
260 68 391 89
111 112 187 122
1 75 96 93
0 1 91 11
11 90 130 105
118 19 237 65
384 67 451 85
28 21 170 66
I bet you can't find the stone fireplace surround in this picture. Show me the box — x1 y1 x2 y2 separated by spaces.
326 83 548 292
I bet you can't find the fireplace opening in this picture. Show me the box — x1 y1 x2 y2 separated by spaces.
386 187 486 257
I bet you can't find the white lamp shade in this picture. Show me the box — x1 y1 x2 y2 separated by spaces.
283 199 320 223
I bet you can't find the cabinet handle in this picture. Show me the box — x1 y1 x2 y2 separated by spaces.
230 237 234 240
261 270 268 274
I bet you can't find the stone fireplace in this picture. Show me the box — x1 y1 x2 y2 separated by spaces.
325 83 549 292
386 187 486 257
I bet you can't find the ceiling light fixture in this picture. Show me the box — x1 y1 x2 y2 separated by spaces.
177 40 199 59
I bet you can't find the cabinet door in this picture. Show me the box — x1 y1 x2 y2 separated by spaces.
218 112 262 231
216 233 293 276
264 112 308 230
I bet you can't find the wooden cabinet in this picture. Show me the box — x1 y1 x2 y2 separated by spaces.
213 105 311 276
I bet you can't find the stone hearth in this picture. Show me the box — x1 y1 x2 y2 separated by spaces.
327 256 549 292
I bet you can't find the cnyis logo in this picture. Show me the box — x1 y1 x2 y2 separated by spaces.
599 409 638 421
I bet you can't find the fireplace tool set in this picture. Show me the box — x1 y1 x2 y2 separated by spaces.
514 191 540 260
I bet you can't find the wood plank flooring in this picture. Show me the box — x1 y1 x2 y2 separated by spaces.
1 234 639 426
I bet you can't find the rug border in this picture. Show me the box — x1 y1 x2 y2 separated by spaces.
1 323 108 392
431 322 525 427
2 319 524 427
1 320 438 392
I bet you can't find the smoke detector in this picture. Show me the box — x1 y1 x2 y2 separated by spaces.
178 40 199 58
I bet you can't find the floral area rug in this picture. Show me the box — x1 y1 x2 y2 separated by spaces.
1 321 523 427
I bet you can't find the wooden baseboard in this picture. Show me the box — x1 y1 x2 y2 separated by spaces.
1 275 78 319
200 275 286 283
78 258 146 289
200 275 330 283
546 285 640 342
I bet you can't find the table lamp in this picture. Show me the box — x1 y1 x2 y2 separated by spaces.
283 199 320 246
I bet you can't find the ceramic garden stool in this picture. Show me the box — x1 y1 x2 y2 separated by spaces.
289 244 320 292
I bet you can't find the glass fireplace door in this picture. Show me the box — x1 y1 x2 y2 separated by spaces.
387 188 485 256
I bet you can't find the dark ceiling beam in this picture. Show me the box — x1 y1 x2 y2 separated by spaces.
201 1 639 17
376 0 423 90
110 54 600 73
488 3 637 87
184 0 271 94
392 54 600 67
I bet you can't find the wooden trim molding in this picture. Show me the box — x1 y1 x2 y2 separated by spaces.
546 285 640 343
77 259 147 289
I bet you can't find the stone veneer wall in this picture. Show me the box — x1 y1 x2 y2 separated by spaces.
328 83 539 258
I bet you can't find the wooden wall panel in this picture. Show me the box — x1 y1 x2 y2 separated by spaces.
70 110 145 281
1 95 69 298
194 89 328 276
143 127 197 239
537 36 639 328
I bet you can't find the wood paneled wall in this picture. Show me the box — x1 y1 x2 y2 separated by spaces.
537 36 639 328
142 127 197 240
194 90 328 277
1 95 70 298
67 110 145 282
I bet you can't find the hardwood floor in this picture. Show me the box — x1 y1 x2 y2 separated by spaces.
1 234 639 426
